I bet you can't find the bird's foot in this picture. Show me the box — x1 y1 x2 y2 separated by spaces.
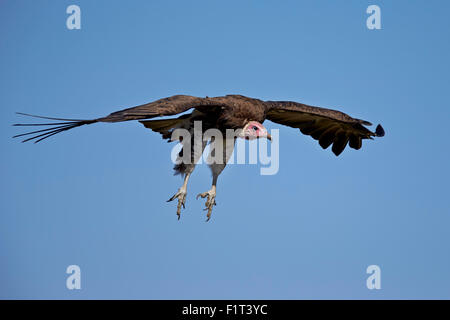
196 188 216 222
167 187 187 220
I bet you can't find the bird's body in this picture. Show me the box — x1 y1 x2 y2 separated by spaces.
14 94 384 221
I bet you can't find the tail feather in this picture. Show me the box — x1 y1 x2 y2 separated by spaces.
13 113 96 143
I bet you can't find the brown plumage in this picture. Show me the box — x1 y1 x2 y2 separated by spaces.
103 94 383 155
13 94 384 220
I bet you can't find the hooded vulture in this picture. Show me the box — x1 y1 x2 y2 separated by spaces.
14 94 385 221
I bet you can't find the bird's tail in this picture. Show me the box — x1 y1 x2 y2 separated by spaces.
12 113 97 143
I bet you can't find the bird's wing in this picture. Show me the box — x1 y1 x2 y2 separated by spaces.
98 95 212 122
265 101 384 156
13 95 216 143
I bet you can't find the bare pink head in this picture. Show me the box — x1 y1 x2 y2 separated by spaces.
239 121 272 141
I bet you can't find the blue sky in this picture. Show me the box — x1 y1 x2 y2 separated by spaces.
1 0 449 299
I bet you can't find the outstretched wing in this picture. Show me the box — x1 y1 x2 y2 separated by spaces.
98 95 210 122
265 101 384 156
14 95 212 143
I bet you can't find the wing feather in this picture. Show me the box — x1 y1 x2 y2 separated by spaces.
265 100 384 156
318 126 337 150
13 95 214 143
97 95 211 122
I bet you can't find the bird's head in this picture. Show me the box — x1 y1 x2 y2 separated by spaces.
239 121 272 141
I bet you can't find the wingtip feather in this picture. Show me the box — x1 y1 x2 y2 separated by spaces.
375 124 385 137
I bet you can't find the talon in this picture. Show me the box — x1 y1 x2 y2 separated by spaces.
168 188 187 219
196 188 217 221
206 208 212 222
196 192 207 200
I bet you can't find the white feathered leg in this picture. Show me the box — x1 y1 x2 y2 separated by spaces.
197 137 235 221
168 135 207 220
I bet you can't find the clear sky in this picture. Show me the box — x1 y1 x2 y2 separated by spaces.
1 0 449 299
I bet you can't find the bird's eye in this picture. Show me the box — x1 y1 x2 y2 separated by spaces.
252 126 258 131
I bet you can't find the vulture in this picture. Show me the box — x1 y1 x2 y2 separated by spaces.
14 94 385 221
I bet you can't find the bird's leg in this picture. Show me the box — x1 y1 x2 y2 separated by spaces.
197 138 234 221
167 172 191 220
196 183 217 222
167 134 207 220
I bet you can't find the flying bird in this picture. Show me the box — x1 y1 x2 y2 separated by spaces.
14 94 385 221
